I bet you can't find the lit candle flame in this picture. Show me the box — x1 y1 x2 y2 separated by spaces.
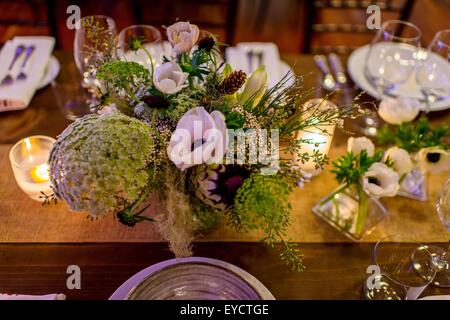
31 163 50 183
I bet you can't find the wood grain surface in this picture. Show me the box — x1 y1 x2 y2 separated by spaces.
0 52 448 299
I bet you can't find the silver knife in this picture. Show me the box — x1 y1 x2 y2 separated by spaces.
328 53 353 104
313 55 336 92
328 53 347 86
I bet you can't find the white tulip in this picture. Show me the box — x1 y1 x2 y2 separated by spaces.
362 162 400 198
167 107 228 171
383 147 413 176
153 61 188 95
416 147 450 174
378 97 420 125
167 21 200 54
238 66 268 107
347 137 375 157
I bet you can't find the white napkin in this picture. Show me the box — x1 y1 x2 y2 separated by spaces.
0 36 54 112
0 293 66 300
226 42 282 88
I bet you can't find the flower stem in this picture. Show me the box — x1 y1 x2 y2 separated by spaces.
142 46 155 82
355 185 369 237
151 109 162 142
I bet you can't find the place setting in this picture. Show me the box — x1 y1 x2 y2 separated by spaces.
0 1 449 307
0 36 59 112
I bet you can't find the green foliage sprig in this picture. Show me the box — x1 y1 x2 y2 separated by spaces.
331 150 384 187
97 60 151 103
377 117 450 152
231 174 305 272
127 35 155 78
179 49 212 83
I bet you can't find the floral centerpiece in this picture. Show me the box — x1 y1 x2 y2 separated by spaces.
46 21 363 270
313 137 414 240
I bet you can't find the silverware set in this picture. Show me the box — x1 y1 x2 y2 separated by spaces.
314 53 355 104
1 44 36 86
244 48 264 73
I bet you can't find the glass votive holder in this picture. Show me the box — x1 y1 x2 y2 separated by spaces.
9 135 55 201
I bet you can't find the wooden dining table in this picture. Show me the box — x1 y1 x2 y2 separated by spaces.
0 52 448 300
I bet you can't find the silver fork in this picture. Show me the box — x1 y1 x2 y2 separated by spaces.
1 44 26 85
16 45 36 81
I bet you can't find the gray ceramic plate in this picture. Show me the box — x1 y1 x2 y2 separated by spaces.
109 257 275 300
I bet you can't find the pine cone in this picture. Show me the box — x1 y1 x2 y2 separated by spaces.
218 70 246 95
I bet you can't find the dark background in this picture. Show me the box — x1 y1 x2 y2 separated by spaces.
0 0 449 53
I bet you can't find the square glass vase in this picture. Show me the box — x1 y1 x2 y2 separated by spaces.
397 167 427 202
312 185 388 241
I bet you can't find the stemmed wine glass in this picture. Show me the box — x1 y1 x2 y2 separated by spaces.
74 15 117 91
412 176 450 287
362 20 422 136
117 25 162 74
416 29 450 113
363 235 436 300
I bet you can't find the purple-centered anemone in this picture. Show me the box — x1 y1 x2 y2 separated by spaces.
189 164 251 210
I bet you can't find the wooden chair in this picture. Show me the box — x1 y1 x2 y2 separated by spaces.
302 0 416 54
131 0 239 45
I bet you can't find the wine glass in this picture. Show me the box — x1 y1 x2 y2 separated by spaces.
74 15 117 90
416 30 450 113
413 176 450 287
117 25 162 72
362 20 422 136
363 235 436 300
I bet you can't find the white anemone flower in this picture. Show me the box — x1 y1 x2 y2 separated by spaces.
383 147 414 177
167 107 228 171
416 147 450 174
362 162 400 198
153 61 188 95
347 137 375 157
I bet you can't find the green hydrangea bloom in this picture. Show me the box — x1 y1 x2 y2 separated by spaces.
233 173 292 231
49 113 154 217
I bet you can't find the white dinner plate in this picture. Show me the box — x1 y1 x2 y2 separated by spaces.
419 295 450 300
37 55 60 90
348 44 450 112
109 257 275 300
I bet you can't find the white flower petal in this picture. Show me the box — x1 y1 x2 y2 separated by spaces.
347 137 375 157
362 162 400 198
378 97 420 125
416 147 450 174
383 147 413 176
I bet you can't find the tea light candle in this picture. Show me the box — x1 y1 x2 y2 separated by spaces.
9 136 55 201
294 99 337 176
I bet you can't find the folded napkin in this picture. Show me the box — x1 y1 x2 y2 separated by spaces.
226 42 282 88
0 293 66 300
0 36 54 112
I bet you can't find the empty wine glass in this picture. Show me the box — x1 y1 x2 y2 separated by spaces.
412 176 450 287
74 15 117 90
363 235 436 300
117 25 162 72
362 20 421 136
416 30 450 113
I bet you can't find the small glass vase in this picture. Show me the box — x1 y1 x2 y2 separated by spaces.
312 185 388 241
397 167 427 202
